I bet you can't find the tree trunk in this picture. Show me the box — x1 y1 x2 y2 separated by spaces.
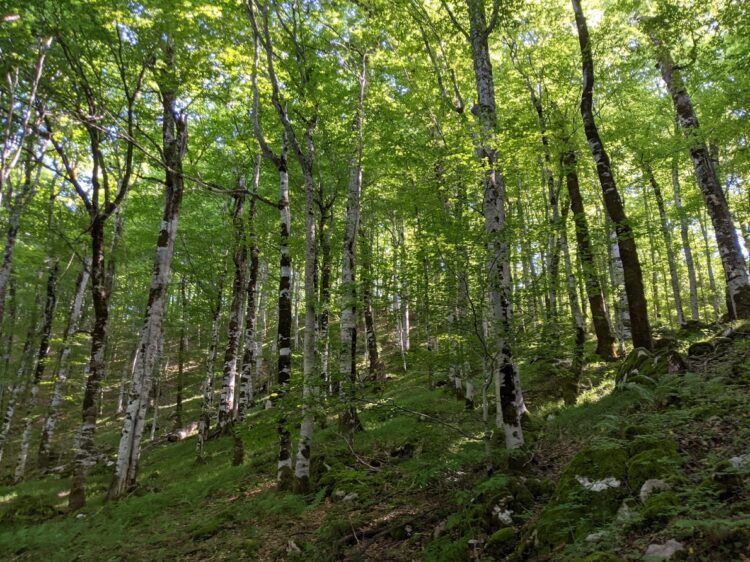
69 215 111 510
648 31 750 319
197 254 228 461
275 151 294 490
561 201 585 405
672 161 699 321
218 190 247 430
0 279 43 465
698 209 722 320
338 54 367 437
563 150 615 359
14 260 58 482
238 156 262 421
466 0 524 448
107 49 187 499
38 260 90 469
644 162 684 325
174 275 187 430
360 225 382 382
572 0 652 350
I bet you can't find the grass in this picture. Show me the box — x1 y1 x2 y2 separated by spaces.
1 324 749 560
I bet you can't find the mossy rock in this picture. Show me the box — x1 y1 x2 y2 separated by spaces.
626 436 678 458
468 475 534 531
627 448 682 490
535 445 629 551
688 341 714 357
617 348 652 385
486 527 516 556
640 490 680 526
709 460 745 500
558 445 628 500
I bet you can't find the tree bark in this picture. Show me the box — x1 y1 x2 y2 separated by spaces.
197 253 228 461
562 150 615 358
218 189 247 430
572 0 652 350
644 162 684 325
671 161 699 321
107 43 186 499
338 54 367 437
174 275 187 430
38 260 90 469
465 0 524 448
648 31 750 319
238 156 262 421
13 262 57 482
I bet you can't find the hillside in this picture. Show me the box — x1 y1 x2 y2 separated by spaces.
2 322 749 561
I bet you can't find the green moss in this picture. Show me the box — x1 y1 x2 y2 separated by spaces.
640 491 680 526
627 448 682 490
486 527 516 556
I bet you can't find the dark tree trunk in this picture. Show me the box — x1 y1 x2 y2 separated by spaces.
238 156 262 421
572 0 652 350
563 150 615 359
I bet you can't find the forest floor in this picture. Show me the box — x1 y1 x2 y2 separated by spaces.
1 322 750 561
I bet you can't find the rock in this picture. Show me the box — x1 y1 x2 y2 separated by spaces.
653 336 678 351
492 504 514 525
729 453 750 470
433 520 447 539
616 500 636 523
585 531 608 543
575 476 621 492
688 341 714 357
343 492 358 502
332 489 346 501
644 539 684 559
639 479 670 503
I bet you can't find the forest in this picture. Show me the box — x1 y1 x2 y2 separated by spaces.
0 0 749 560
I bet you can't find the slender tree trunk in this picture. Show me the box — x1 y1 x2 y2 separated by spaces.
644 163 684 325
672 161 699 321
107 49 187 499
561 201 584 405
572 0 652 349
338 55 367 436
218 190 247 430
360 225 382 381
14 261 58 482
317 205 333 392
293 133 318 491
38 260 90 469
0 279 42 465
466 0 525 448
275 150 294 490
69 215 111 510
174 275 187 430
563 150 615 358
648 31 750 318
698 210 722 320
197 253 228 461
238 156 262 421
